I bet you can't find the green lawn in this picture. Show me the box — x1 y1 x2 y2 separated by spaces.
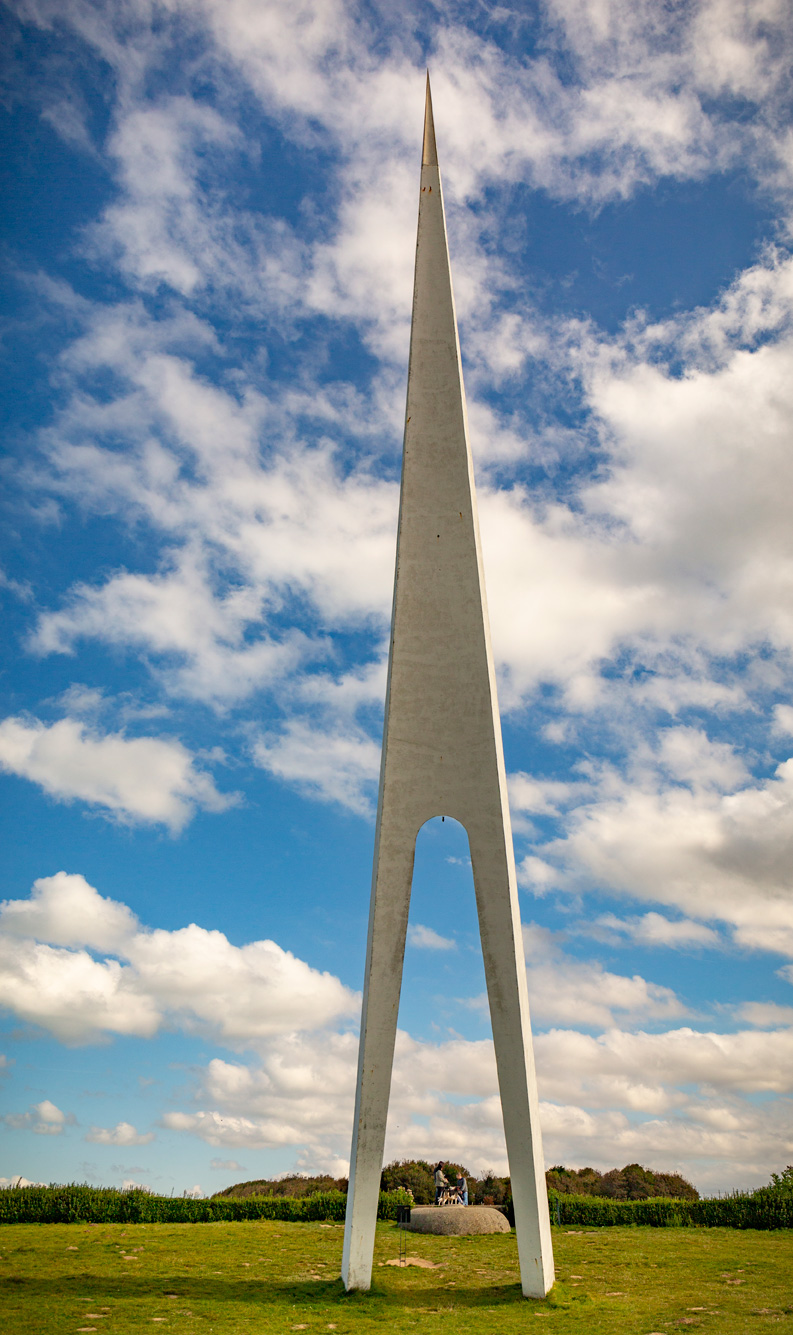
1 1219 792 1333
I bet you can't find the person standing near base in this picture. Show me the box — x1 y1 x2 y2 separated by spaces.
434 1162 449 1204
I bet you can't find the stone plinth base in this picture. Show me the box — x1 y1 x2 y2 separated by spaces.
406 1206 510 1236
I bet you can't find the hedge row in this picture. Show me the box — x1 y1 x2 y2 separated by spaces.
2 1183 791 1229
0 1186 410 1226
549 1187 793 1230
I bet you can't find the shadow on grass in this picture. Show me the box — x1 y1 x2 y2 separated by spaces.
0 1273 560 1310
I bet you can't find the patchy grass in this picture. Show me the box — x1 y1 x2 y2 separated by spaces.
1 1219 792 1333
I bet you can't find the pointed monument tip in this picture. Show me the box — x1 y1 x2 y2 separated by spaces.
422 71 438 167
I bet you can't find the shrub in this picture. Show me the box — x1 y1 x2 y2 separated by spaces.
548 1186 793 1230
470 1172 510 1206
546 1164 699 1201
0 1184 411 1226
215 1175 347 1200
768 1165 793 1195
380 1160 435 1204
4 1168 791 1231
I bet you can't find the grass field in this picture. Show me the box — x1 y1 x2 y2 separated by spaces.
1 1219 792 1333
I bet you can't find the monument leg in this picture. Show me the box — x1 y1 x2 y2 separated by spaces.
469 817 555 1298
342 815 417 1291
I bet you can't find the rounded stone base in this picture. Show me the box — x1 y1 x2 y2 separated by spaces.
406 1205 511 1235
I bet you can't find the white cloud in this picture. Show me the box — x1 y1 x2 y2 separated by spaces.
252 720 381 815
738 1002 793 1028
18 0 793 733
210 1157 243 1171
529 960 687 1030
31 550 313 706
0 715 236 831
517 924 689 1030
89 97 246 297
407 924 457 951
29 300 399 706
508 773 586 817
1 872 138 953
7 0 793 1199
536 1025 793 1104
773 704 793 736
656 727 748 792
161 1109 293 1148
84 1122 155 1146
195 0 793 213
126 921 359 1042
0 880 782 1190
531 760 793 958
0 873 359 1044
159 1020 793 1192
4 1100 75 1135
595 912 722 950
0 936 161 1044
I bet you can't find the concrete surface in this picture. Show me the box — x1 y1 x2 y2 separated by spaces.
407 1206 512 1236
341 75 554 1301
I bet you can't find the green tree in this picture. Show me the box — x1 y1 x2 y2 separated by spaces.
380 1160 435 1204
769 1165 793 1194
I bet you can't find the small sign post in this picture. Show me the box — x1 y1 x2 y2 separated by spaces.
396 1205 412 1266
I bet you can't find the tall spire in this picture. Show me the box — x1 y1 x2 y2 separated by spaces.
422 70 437 165
341 75 554 1300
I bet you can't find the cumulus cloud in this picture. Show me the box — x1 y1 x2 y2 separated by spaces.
84 1122 155 1146
4 1100 75 1135
2 880 787 1188
252 720 381 815
28 302 399 706
528 959 687 1031
594 912 722 950
6 0 793 1197
0 873 358 1044
89 97 246 297
774 705 793 736
738 1002 793 1028
535 1025 793 1103
0 715 236 831
524 759 793 958
158 1021 793 1192
509 924 690 1030
407 924 457 951
139 914 775 1184
25 0 765 376
1 873 138 953
0 936 161 1044
16 0 793 734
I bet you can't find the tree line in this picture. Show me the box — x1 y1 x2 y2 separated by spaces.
217 1159 700 1206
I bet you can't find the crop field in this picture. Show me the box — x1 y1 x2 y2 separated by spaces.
1 1219 792 1334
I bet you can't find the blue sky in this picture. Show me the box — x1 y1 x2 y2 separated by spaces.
2 0 793 1198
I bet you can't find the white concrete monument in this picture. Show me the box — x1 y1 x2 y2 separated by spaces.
341 76 555 1300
